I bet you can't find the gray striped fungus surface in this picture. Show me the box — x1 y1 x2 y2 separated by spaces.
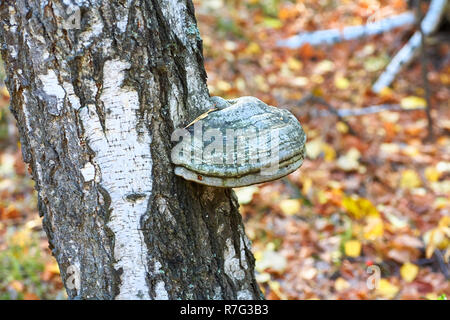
171 96 306 187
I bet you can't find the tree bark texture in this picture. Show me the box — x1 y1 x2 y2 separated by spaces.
0 0 262 300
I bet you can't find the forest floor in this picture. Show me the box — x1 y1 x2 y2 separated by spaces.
0 0 449 299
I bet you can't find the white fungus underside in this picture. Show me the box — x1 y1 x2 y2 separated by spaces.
175 156 304 188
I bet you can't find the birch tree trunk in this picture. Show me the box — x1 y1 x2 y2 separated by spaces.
0 0 262 300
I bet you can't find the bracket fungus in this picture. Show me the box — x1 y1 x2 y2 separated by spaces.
171 96 306 188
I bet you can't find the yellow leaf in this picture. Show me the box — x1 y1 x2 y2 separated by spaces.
317 190 328 205
322 143 336 161
268 280 288 300
305 138 323 159
400 96 426 110
363 216 384 240
438 216 450 229
400 262 419 282
262 17 282 29
344 240 362 257
376 279 399 299
399 170 422 189
43 262 61 278
440 73 450 85
302 177 313 195
254 250 263 262
312 87 323 97
334 76 350 90
433 197 449 210
336 121 349 134
311 74 324 84
424 229 440 259
254 75 269 92
334 277 350 291
279 199 301 216
359 198 379 217
378 86 394 98
342 196 379 219
0 86 10 99
48 262 61 274
287 57 303 71
245 42 261 55
425 166 441 182
342 197 360 218
216 80 231 92
235 78 246 91
425 293 439 300
10 228 33 248
423 216 450 258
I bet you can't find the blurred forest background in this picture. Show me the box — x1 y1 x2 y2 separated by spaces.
0 0 449 300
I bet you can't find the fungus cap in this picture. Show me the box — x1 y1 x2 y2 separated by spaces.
171 96 306 187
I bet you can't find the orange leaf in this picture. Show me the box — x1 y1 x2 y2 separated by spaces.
24 292 40 300
298 43 315 59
